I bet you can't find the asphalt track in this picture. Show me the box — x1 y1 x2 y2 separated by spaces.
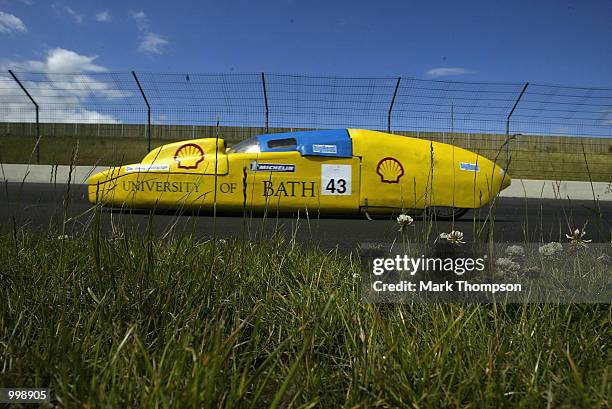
1 182 610 250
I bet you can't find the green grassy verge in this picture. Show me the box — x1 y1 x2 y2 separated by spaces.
1 134 611 182
0 227 609 407
0 135 185 167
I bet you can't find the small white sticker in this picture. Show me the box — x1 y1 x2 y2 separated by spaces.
321 164 352 196
125 164 170 172
312 144 337 154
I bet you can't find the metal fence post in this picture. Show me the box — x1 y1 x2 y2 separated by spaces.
261 72 269 133
388 77 401 133
505 82 529 169
9 70 40 163
132 71 151 152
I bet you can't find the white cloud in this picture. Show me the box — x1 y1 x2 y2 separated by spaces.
65 7 82 23
604 109 612 125
0 49 127 123
95 11 111 22
138 32 168 54
131 10 148 31
6 48 107 73
52 4 83 24
130 10 169 55
0 11 27 33
425 67 474 78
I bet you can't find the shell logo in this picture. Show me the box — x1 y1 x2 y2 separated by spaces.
174 143 205 169
376 157 404 183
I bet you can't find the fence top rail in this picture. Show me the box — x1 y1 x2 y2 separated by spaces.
3 70 610 90
2 71 611 138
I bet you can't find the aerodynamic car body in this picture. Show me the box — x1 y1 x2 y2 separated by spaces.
87 129 511 218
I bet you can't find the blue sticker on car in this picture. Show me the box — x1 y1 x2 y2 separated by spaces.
459 162 480 172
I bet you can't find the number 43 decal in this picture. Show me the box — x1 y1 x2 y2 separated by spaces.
325 178 347 194
321 164 352 196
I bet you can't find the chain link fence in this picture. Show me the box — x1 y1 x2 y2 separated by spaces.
1 71 611 181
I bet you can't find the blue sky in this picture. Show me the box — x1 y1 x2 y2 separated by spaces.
0 0 610 137
1 0 611 86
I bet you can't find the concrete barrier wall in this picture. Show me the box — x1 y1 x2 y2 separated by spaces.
0 164 108 185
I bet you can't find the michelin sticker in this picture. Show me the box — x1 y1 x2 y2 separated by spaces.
459 162 480 172
250 161 295 172
312 144 337 154
321 164 352 196
125 164 170 172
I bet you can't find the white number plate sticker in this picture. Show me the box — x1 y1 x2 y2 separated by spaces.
321 164 352 196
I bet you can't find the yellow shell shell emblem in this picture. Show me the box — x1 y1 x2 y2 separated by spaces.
174 143 205 169
376 157 404 183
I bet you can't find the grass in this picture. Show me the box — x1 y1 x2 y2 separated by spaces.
0 133 610 407
500 151 611 182
0 135 186 167
1 134 611 182
0 223 610 408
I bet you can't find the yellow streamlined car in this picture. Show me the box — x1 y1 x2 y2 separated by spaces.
87 129 511 219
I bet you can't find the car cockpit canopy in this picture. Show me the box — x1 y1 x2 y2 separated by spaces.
228 129 353 158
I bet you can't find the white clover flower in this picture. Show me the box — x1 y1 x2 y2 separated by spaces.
538 242 563 257
440 230 465 245
397 214 413 225
495 257 521 274
57 234 70 240
397 213 414 232
565 227 592 248
505 245 525 258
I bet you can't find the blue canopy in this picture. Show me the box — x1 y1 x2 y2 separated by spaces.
256 129 352 158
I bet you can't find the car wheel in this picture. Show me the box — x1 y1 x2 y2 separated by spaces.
426 206 469 220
